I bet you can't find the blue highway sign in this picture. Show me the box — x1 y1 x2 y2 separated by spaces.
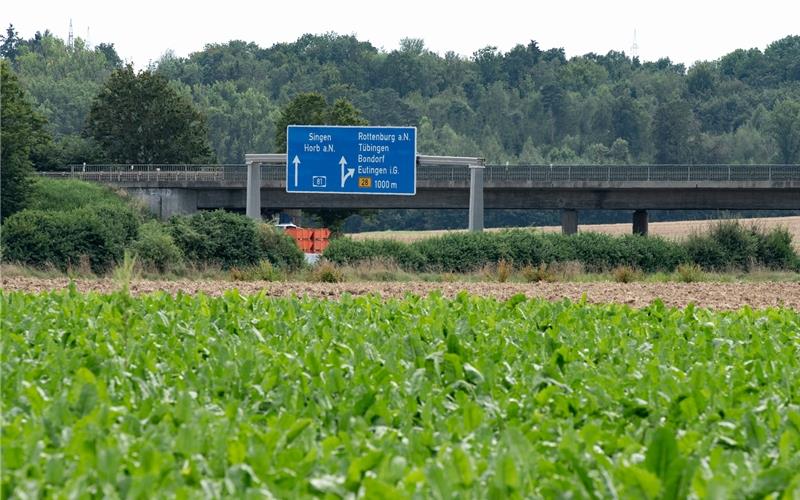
286 125 416 195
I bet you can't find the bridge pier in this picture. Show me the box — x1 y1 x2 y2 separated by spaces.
561 209 578 235
633 210 649 236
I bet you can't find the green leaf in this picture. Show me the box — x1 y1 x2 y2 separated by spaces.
453 447 474 487
644 426 679 481
285 418 312 445
625 466 662 500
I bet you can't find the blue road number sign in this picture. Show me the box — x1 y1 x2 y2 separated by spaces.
286 125 416 195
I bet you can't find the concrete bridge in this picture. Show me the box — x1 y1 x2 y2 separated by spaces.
44 160 800 234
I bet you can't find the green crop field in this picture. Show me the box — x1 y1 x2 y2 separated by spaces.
2 290 799 498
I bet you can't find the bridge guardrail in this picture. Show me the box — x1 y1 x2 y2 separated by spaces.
41 164 800 185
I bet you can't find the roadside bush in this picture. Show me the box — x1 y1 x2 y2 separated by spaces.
683 220 798 271
555 232 624 271
615 235 689 272
131 221 184 273
522 263 556 283
324 238 425 270
710 220 759 270
495 230 553 266
1 203 140 273
313 261 344 283
412 232 506 272
755 227 798 269
256 224 304 270
675 263 704 283
612 265 641 283
168 210 262 269
323 221 797 275
684 233 728 271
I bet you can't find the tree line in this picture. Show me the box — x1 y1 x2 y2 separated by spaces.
2 26 799 227
3 25 800 168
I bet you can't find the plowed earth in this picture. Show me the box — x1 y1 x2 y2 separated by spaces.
3 277 799 310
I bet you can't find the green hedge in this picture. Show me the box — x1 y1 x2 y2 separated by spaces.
167 211 304 270
1 203 141 272
324 224 798 273
131 221 185 273
685 220 799 271
256 224 305 270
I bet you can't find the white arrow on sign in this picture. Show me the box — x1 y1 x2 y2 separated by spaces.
340 156 354 188
292 155 301 187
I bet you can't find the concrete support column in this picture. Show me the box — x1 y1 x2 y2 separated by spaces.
633 209 649 236
561 209 578 235
468 165 485 232
246 161 261 220
161 189 198 219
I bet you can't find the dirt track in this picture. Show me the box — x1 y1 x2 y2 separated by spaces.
2 277 799 310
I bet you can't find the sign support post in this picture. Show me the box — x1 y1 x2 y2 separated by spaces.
246 159 261 220
469 164 485 232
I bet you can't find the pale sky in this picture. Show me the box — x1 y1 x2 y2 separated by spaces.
3 0 798 69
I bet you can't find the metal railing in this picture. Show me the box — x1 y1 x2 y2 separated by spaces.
40 163 800 185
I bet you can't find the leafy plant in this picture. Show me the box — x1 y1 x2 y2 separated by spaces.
112 249 139 293
2 292 799 497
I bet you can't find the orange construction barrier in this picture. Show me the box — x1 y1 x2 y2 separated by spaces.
282 226 330 254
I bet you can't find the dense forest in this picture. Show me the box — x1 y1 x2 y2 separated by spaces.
2 26 799 228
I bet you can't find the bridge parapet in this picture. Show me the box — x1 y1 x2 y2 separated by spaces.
41 163 800 187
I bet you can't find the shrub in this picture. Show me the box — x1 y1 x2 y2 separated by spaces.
755 227 798 269
675 263 704 283
256 224 304 270
495 230 552 266
611 265 641 283
709 220 759 270
1 203 140 273
684 233 728 271
313 261 344 283
614 235 689 272
230 260 284 282
682 220 797 271
412 232 506 272
522 263 555 283
168 210 262 269
324 238 424 270
251 260 284 281
131 221 185 273
496 259 513 282
560 232 624 271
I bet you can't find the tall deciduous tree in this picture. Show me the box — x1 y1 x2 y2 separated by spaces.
0 24 21 62
86 65 214 163
654 99 696 164
1 61 51 219
768 99 800 164
274 93 368 231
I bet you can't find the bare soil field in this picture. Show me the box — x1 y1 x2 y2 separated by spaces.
350 216 800 248
3 277 799 310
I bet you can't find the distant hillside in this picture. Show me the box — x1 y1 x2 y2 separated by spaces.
4 28 800 166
